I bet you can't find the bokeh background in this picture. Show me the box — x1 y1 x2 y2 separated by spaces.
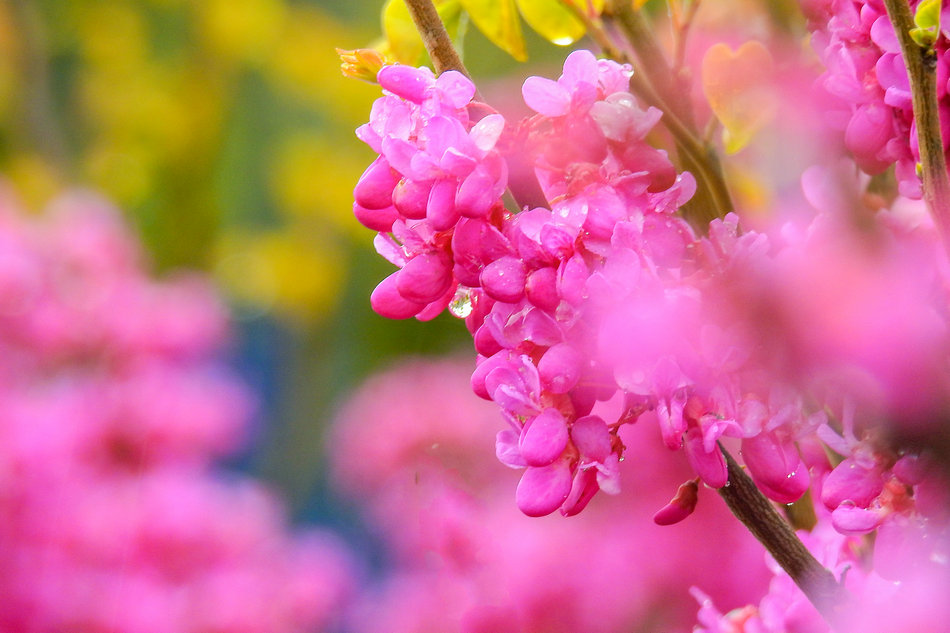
0 1 812 630
0 0 560 519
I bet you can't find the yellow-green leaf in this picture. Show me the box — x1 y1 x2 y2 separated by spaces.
382 0 424 64
460 0 526 61
701 41 777 154
515 0 586 46
915 0 942 30
911 0 941 48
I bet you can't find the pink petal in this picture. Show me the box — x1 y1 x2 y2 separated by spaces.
653 479 699 526
426 179 461 231
560 49 599 89
353 202 398 232
522 76 571 117
496 428 527 468
370 272 425 319
521 307 562 346
396 251 453 304
471 352 509 400
378 64 433 103
821 457 884 510
480 256 526 303
538 343 582 394
683 427 727 489
354 157 398 210
571 415 610 462
557 255 589 306
414 283 455 321
434 70 476 108
473 324 503 356
519 407 569 467
455 169 498 218
525 267 559 312
469 113 505 153
560 467 599 517
830 503 882 535
845 103 893 172
392 178 431 220
516 460 573 517
742 432 809 504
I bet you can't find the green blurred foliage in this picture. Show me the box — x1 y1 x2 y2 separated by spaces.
0 0 388 326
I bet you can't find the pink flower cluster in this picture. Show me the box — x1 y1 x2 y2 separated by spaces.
354 64 508 320
0 189 353 633
329 357 771 633
356 51 721 517
348 10 950 630
694 485 950 633
801 0 950 197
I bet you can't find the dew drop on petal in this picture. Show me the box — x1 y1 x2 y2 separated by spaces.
449 287 473 318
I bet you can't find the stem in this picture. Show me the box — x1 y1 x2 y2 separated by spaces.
403 0 472 78
606 0 689 125
605 0 733 225
882 0 950 248
718 447 849 627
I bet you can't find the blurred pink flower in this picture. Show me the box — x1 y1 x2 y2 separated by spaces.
0 188 354 633
330 356 771 633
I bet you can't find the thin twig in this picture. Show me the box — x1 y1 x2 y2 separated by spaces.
882 0 950 249
556 0 633 63
604 0 732 225
718 446 849 628
673 0 702 73
403 0 471 78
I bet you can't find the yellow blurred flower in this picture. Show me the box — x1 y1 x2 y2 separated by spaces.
198 0 286 66
269 134 370 238
213 228 347 324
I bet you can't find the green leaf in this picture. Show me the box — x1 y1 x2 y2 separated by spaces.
515 0 585 46
460 0 527 61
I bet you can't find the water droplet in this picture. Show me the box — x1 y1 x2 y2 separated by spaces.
448 287 473 318
551 36 574 46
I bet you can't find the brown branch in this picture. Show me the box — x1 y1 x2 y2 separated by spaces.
718 447 850 628
403 0 471 78
882 0 950 249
